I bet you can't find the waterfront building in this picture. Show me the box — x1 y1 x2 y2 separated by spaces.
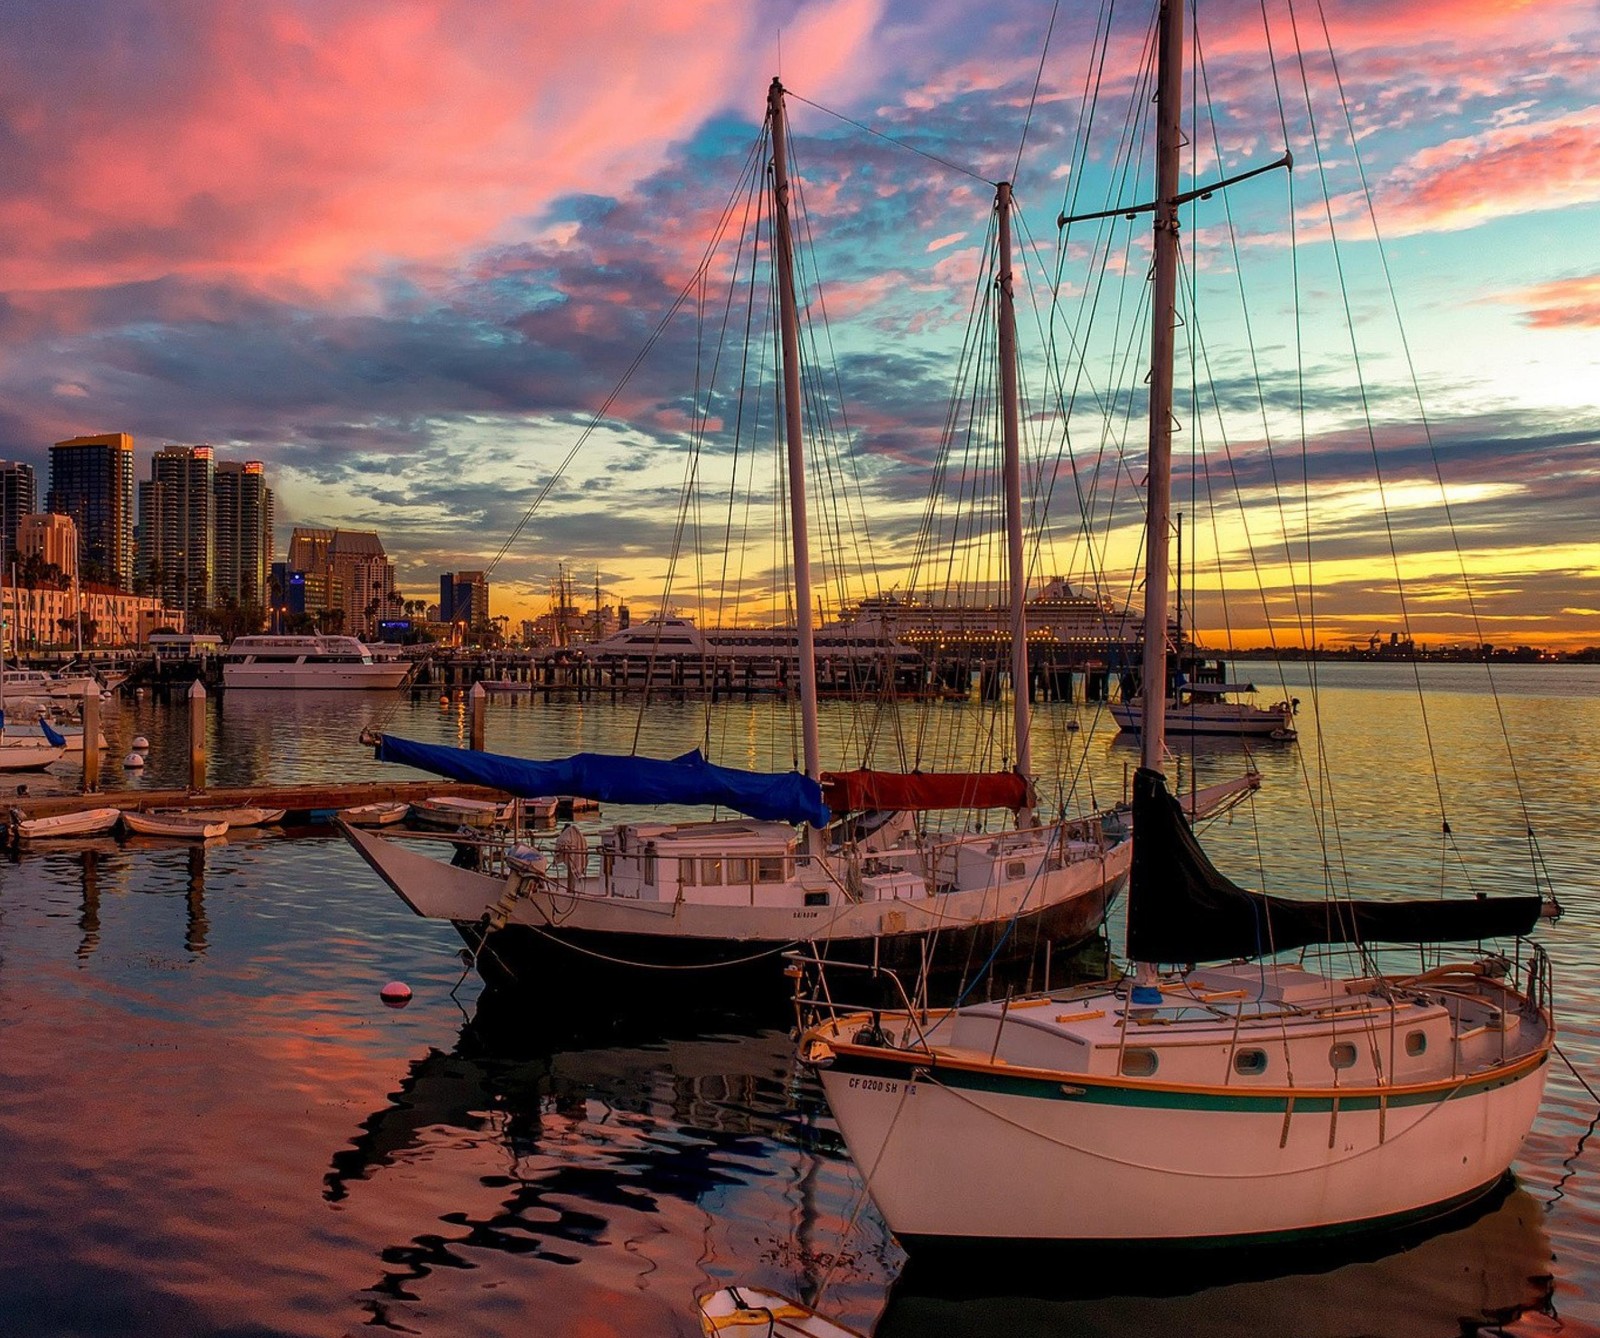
268 562 307 629
1 581 180 650
439 570 489 639
0 461 37 565
214 460 274 610
16 512 78 582
287 527 397 638
136 444 215 618
48 433 136 588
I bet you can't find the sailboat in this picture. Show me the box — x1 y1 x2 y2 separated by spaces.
800 0 1556 1249
342 79 1132 999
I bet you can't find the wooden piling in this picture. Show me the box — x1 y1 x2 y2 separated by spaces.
469 682 486 751
81 684 101 793
188 680 207 791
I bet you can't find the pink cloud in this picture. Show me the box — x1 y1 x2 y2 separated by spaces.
0 0 886 299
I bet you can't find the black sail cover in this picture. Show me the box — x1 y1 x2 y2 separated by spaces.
1125 767 1544 964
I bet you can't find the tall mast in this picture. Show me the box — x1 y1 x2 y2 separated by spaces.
768 78 822 788
1140 0 1183 775
996 182 1034 826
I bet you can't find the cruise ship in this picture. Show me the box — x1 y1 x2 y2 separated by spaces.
221 635 413 690
833 576 1143 648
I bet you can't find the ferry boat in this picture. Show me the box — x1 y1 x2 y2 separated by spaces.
221 635 413 690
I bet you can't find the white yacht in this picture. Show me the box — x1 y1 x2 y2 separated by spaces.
221 635 413 690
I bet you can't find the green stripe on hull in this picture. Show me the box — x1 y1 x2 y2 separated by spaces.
828 1050 1545 1112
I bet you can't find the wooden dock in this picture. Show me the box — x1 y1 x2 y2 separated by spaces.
7 780 512 824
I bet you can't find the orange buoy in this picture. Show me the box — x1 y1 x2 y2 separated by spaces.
380 981 413 1008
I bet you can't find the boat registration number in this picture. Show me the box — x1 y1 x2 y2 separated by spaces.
846 1077 913 1095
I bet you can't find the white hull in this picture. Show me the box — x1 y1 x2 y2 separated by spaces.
342 818 1129 950
0 740 66 771
120 811 229 839
1111 700 1294 738
11 806 121 840
807 963 1552 1245
222 662 411 690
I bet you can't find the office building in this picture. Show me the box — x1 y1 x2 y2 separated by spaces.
214 460 274 609
287 526 397 638
136 444 215 617
439 570 489 633
48 433 136 587
0 461 37 565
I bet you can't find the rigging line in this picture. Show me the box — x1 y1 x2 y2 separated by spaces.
1286 1 1451 842
1011 0 1064 186
482 127 769 583
784 89 992 186
1311 0 1539 854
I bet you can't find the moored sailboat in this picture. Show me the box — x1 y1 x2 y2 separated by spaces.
342 80 1131 1000
800 0 1557 1251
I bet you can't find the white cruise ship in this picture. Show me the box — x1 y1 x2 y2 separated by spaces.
221 635 413 690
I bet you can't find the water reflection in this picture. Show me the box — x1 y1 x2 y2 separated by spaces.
876 1184 1555 1336
325 995 898 1335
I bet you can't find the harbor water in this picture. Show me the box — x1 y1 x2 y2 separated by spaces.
1 663 1597 1335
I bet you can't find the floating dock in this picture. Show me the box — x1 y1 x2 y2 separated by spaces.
7 780 512 826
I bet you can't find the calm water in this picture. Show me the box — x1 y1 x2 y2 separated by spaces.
1 664 1597 1336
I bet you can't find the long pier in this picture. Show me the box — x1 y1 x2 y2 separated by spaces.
8 780 510 824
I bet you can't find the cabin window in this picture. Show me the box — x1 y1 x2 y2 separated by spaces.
1121 1048 1158 1077
1233 1049 1268 1076
756 856 787 884
699 858 723 885
1006 859 1028 880
1329 1042 1357 1070
642 851 657 884
1406 1031 1428 1057
727 857 752 883
679 859 696 887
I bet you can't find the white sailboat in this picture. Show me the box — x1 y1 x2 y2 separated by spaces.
342 80 1131 1001
802 0 1555 1250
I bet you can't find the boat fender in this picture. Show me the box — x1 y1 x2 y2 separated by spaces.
124 752 146 768
132 735 150 750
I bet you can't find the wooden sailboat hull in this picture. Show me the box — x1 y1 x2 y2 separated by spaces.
341 820 1127 1003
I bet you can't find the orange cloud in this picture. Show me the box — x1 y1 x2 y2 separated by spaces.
1513 275 1600 328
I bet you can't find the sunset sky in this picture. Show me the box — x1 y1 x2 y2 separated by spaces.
1 0 1595 650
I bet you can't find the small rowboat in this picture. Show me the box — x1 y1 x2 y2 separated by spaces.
10 806 122 842
119 810 229 840
153 805 285 827
696 1286 865 1337
338 801 409 828
408 795 508 831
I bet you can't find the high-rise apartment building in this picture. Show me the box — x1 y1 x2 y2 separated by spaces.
48 433 136 587
214 460 274 609
136 444 215 617
0 460 37 564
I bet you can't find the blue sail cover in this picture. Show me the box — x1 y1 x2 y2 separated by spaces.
375 734 831 828
39 718 67 746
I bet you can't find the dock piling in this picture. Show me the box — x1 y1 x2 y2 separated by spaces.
188 680 207 791
469 682 486 751
81 684 100 792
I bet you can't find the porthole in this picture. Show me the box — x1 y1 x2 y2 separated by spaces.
1329 1042 1357 1070
1121 1048 1159 1077
1006 859 1028 880
1233 1048 1268 1076
1406 1031 1428 1057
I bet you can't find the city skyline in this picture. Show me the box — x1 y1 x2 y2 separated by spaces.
0 1 1595 649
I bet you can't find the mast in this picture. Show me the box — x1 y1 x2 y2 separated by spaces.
768 78 822 789
996 182 1034 826
1140 0 1183 775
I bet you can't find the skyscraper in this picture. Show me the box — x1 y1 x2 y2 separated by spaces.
0 460 36 565
214 460 274 610
49 433 135 587
136 444 214 616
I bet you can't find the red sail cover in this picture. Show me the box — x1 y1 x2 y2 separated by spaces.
821 769 1029 813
